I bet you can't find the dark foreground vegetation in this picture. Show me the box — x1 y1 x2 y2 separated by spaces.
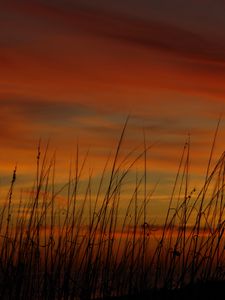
1 121 225 299
101 280 225 300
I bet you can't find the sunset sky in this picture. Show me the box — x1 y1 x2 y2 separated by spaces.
1 1 225 220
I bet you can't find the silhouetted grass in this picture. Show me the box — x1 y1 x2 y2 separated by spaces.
1 120 225 299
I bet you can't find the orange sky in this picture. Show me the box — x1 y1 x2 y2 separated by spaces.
1 0 225 222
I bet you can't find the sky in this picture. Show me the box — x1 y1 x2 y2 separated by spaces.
1 1 225 221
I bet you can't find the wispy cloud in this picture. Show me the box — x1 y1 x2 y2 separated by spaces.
0 97 95 125
4 1 225 63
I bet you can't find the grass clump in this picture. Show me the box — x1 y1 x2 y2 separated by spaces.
0 121 225 299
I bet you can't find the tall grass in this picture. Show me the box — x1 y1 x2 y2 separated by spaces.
1 121 225 299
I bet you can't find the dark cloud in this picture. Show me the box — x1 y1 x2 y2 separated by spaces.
71 10 225 64
0 98 95 125
5 1 225 63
